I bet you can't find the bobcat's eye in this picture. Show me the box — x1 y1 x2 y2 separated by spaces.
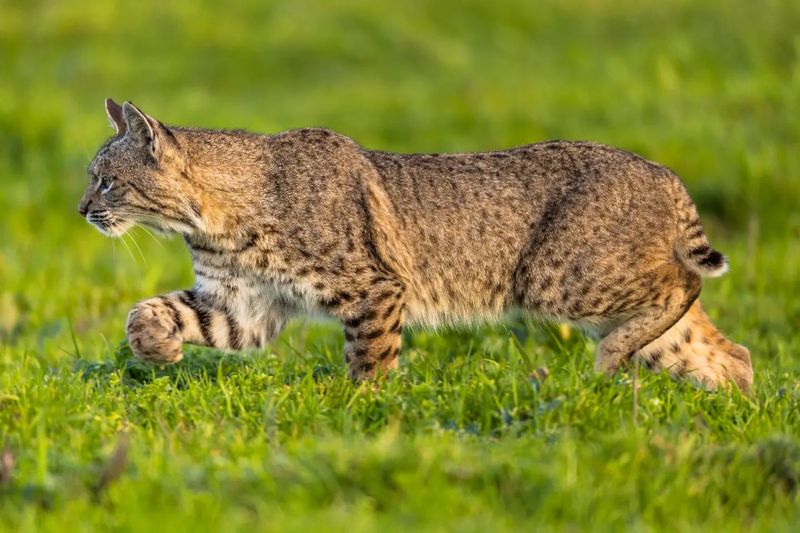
99 176 115 194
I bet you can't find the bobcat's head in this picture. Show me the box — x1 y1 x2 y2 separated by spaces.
79 99 202 237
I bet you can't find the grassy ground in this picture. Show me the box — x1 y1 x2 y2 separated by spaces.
2 0 800 530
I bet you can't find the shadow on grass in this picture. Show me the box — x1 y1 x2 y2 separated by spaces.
73 341 248 387
73 340 339 388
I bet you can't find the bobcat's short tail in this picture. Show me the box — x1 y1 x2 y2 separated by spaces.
676 239 728 278
670 177 729 278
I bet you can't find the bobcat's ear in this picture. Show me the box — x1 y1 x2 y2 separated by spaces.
122 101 169 158
105 98 126 134
122 102 154 146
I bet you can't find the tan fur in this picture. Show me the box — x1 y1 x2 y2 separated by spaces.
78 99 753 389
637 300 753 391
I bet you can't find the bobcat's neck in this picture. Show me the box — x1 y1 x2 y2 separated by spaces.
173 128 272 238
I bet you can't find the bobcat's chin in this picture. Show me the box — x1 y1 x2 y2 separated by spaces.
100 220 135 238
85 211 134 237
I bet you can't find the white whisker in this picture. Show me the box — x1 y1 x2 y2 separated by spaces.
127 230 148 266
118 233 137 264
135 223 165 248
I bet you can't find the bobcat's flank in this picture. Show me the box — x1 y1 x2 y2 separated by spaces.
79 100 753 390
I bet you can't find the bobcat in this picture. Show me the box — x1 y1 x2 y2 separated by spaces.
79 99 753 390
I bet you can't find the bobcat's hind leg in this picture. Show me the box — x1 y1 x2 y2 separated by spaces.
339 278 406 380
637 300 753 391
594 281 699 375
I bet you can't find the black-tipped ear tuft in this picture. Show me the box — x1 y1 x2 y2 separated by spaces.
105 98 126 134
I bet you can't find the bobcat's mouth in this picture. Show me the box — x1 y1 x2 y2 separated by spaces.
85 210 133 237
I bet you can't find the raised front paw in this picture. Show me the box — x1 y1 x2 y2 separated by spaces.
126 300 183 364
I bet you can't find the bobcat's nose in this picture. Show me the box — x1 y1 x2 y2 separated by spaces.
78 198 91 217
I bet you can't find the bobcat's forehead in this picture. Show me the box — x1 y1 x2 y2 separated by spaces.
88 138 118 172
88 136 139 177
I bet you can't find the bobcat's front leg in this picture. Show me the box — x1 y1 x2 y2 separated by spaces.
126 289 286 363
341 278 406 380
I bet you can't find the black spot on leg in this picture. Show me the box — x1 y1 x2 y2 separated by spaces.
671 342 682 354
250 333 263 349
382 304 396 320
344 316 362 329
378 346 393 360
650 349 663 365
375 288 397 301
683 329 692 344
179 290 213 346
344 330 355 342
671 359 688 375
160 298 184 332
224 311 243 350
388 318 402 334
363 328 385 340
645 349 663 370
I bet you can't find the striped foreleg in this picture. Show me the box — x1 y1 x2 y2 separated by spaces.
125 289 286 363
340 279 406 380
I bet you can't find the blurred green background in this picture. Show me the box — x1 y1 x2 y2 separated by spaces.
1 0 800 530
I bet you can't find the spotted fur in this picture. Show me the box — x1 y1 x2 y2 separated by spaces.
637 300 752 391
78 99 752 389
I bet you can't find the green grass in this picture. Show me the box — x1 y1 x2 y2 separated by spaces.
2 0 800 530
